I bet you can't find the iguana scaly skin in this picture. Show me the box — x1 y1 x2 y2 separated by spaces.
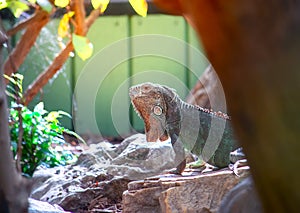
129 82 239 174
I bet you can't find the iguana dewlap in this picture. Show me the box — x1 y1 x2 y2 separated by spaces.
129 82 239 174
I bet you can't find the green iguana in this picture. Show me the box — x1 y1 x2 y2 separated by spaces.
129 82 240 174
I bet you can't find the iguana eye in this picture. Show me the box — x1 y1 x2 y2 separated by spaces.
153 105 163 116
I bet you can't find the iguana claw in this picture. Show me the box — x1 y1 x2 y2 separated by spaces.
229 159 248 176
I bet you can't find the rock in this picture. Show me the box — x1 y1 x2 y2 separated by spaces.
31 164 129 212
30 133 254 213
123 167 250 213
186 65 227 112
30 133 176 212
108 134 176 179
218 177 263 213
28 198 70 213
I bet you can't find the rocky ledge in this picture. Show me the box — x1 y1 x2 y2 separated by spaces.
29 134 260 213
123 167 250 213
30 134 178 212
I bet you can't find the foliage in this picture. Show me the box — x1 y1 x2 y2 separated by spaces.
6 73 80 176
0 0 29 18
72 33 93 61
9 102 78 176
0 0 148 60
129 0 148 17
91 0 110 13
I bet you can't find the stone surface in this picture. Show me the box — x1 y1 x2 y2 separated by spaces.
30 134 177 212
123 167 250 213
28 198 70 213
30 133 252 213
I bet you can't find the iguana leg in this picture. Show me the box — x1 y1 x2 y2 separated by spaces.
169 133 186 174
187 157 206 169
230 147 245 163
169 158 186 175
187 159 218 173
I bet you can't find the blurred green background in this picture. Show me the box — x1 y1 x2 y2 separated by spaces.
14 14 208 137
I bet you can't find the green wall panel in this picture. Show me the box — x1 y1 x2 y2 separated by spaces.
74 16 130 136
187 25 209 89
130 15 189 131
131 15 187 88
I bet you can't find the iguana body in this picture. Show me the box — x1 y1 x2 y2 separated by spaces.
129 82 239 174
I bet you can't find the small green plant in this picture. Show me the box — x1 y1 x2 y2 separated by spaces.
6 73 81 176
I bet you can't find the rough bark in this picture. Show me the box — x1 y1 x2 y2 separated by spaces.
6 10 49 37
3 10 50 77
0 28 31 213
73 0 87 35
154 0 300 212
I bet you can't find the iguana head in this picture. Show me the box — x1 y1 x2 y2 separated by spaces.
129 82 181 142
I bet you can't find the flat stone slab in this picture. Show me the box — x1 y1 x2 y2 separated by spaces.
123 166 250 213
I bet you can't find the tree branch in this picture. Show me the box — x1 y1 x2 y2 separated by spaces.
23 41 74 105
23 4 101 105
85 9 101 29
73 0 86 35
4 10 50 77
6 10 49 37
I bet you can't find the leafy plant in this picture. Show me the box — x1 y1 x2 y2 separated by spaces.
6 73 81 176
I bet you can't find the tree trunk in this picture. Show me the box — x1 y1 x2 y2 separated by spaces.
154 0 300 212
0 28 31 213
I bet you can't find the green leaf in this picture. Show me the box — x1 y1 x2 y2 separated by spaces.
45 111 60 122
63 129 86 144
54 0 69 8
4 74 16 84
58 11 74 38
0 0 8 10
5 90 17 99
32 137 38 145
13 73 24 81
23 111 33 121
8 1 30 18
8 85 78 176
37 0 52 12
91 0 110 13
34 102 48 115
5 73 23 92
129 0 147 17
57 110 71 118
28 0 37 4
72 33 93 61
6 84 16 92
